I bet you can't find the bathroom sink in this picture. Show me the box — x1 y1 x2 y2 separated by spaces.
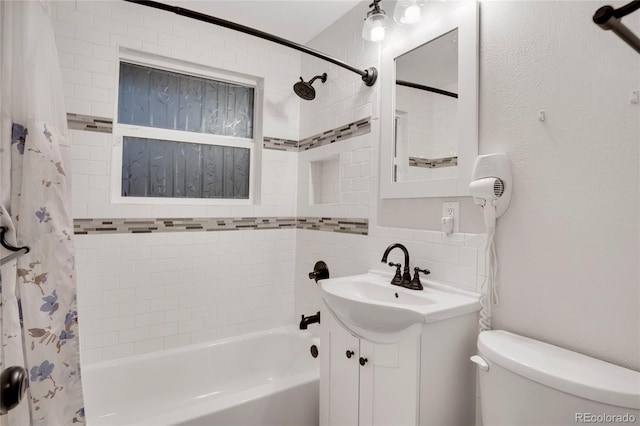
320 270 480 343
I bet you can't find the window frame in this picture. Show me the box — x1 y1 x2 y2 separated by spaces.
110 48 263 205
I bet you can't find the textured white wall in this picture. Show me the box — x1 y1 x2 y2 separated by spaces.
298 0 640 371
480 1 639 370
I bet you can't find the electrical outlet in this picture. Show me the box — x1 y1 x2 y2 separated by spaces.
442 202 460 234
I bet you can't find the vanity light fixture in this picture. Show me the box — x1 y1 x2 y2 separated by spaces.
394 0 424 25
362 0 390 43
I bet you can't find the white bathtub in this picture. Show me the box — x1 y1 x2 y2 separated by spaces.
82 326 320 426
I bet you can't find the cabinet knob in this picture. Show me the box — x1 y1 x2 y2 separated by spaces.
346 350 355 359
359 357 368 366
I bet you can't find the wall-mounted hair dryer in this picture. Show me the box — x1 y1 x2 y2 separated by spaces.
469 153 512 228
470 153 512 332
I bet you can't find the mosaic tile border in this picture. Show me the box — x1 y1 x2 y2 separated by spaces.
298 118 371 151
67 113 113 133
263 137 298 151
66 112 371 153
409 156 458 169
74 216 368 236
296 217 368 235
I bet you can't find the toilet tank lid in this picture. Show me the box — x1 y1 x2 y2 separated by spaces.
478 330 640 410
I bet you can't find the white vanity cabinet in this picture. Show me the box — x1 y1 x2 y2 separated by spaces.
320 306 478 426
320 310 420 426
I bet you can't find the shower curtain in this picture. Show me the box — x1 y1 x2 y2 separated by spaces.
0 1 84 424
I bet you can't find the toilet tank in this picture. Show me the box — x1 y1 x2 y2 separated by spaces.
475 330 640 426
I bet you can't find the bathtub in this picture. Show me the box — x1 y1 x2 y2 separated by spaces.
82 326 320 426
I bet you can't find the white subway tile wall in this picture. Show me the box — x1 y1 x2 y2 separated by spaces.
52 1 301 140
76 229 296 362
310 156 340 205
55 1 301 362
294 128 486 319
293 2 486 323
56 0 486 362
298 3 377 140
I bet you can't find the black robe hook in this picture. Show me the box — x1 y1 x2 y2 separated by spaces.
0 227 30 266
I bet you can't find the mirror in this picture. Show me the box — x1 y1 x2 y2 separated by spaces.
394 29 459 183
380 1 478 198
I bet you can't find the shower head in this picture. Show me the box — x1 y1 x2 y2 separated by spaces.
293 73 327 100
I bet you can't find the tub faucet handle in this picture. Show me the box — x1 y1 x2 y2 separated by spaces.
308 261 329 283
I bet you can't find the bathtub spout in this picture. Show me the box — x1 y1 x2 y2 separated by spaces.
299 312 320 330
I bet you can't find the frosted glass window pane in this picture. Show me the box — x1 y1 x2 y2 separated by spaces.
178 75 204 133
121 137 149 197
122 137 250 199
119 64 151 126
233 147 250 198
149 71 179 129
202 145 224 198
148 140 174 197
118 62 254 138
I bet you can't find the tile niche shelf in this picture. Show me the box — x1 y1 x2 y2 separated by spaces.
309 155 340 205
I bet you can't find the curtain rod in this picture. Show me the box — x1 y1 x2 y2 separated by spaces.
122 0 378 86
396 80 458 99
593 0 640 54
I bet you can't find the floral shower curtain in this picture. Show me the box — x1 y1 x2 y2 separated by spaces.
0 1 84 424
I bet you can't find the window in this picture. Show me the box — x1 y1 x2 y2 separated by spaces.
121 137 250 199
112 52 261 204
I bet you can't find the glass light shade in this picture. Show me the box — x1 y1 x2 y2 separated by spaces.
362 12 390 43
394 0 423 25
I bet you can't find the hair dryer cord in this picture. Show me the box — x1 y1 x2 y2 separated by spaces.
479 226 499 332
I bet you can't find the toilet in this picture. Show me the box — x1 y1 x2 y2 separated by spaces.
472 330 640 426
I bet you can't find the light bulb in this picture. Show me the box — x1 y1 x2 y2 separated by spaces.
362 11 390 43
393 0 423 25
403 4 421 23
370 26 386 42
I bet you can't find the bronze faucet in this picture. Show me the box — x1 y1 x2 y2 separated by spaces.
381 243 430 290
380 243 412 286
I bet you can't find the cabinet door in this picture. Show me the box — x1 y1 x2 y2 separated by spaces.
358 336 421 426
320 308 361 426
